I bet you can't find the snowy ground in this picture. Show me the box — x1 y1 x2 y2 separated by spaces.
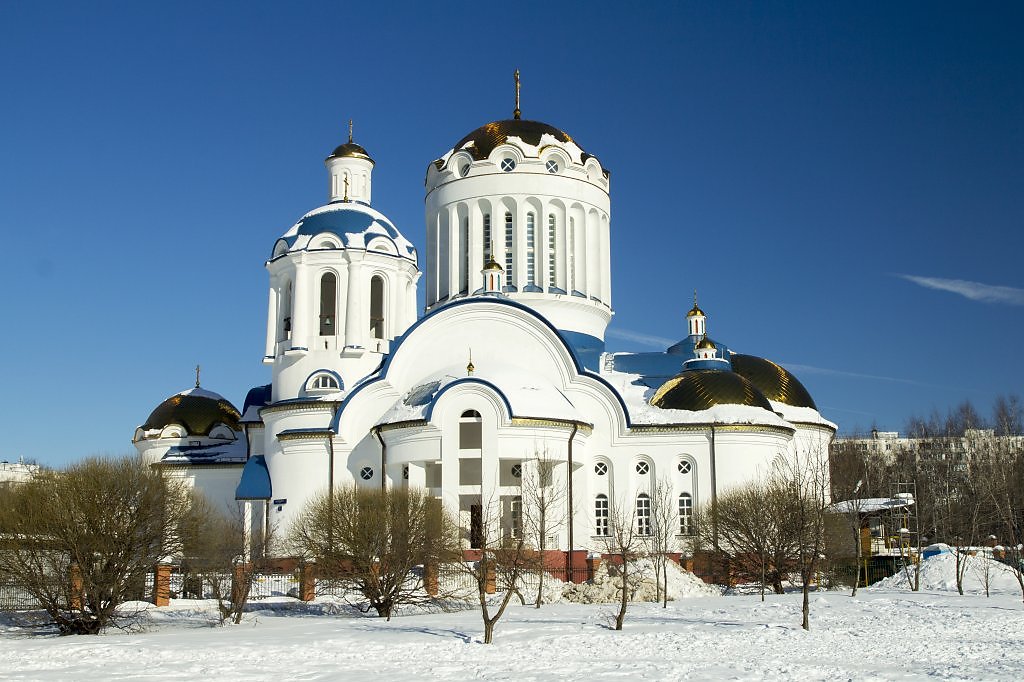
1 558 1022 681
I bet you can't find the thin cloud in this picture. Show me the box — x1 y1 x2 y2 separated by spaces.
606 328 675 348
779 361 980 393
898 274 1024 305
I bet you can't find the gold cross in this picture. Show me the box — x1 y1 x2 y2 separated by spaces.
195 365 201 388
514 69 521 120
348 118 353 143
343 175 350 201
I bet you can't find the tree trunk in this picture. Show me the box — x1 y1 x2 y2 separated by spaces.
615 563 628 631
851 525 860 597
483 620 494 644
801 579 810 631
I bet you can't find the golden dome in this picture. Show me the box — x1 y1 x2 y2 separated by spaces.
695 335 716 350
730 354 817 410
686 305 705 318
141 388 241 437
326 142 374 163
483 257 503 272
443 119 580 163
650 370 773 412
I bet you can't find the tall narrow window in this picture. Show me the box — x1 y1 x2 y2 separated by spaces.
679 493 694 535
568 217 576 292
504 211 514 285
470 503 483 549
510 496 522 539
280 281 293 341
319 272 336 336
461 217 469 294
459 409 482 449
369 275 385 339
483 214 492 262
595 494 609 536
526 212 536 285
547 214 557 288
636 493 651 536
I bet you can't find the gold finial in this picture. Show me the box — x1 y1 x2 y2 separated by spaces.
467 348 475 376
693 289 698 308
348 118 353 144
513 69 521 120
343 175 349 201
195 364 201 388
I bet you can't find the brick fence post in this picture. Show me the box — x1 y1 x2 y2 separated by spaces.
586 553 602 582
153 564 172 607
484 561 496 594
232 563 252 605
424 563 438 597
68 562 83 610
299 563 316 602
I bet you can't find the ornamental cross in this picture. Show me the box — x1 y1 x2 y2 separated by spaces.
343 175 350 201
348 118 353 143
513 69 521 120
195 364 201 388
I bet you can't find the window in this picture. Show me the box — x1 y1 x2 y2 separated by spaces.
319 273 336 336
504 211 514 283
636 461 650 475
461 217 469 294
500 158 516 172
311 374 339 390
360 466 374 481
636 494 651 536
547 214 557 288
568 217 576 291
470 503 483 549
526 213 536 285
459 162 471 177
511 463 522 478
459 409 482 449
402 464 409 480
678 460 692 475
483 214 492 262
279 281 293 342
679 493 694 535
369 275 385 339
510 496 522 538
594 462 608 476
595 494 609 536
545 159 559 173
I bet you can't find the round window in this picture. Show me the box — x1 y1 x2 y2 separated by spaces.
511 463 522 478
500 158 516 172
459 163 471 177
360 466 374 480
636 462 650 475
678 461 692 474
594 462 608 476
545 159 559 173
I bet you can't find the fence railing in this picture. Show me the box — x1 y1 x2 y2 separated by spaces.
0 579 45 611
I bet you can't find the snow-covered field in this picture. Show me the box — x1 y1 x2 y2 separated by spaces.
1 557 1022 681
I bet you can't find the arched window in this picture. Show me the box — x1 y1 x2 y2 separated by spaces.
279 281 292 341
504 211 514 285
459 409 482 449
595 494 609 536
636 493 651 536
461 217 469 294
547 214 557 288
319 272 336 336
369 275 385 339
483 214 492 262
679 493 694 535
310 374 339 390
568 217 576 291
510 496 522 539
526 212 536 286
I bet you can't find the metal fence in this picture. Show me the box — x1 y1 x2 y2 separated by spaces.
0 578 44 611
249 571 300 599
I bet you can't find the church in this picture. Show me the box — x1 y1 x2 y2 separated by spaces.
133 78 836 559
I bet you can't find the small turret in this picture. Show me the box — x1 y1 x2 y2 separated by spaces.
325 119 374 203
686 290 706 337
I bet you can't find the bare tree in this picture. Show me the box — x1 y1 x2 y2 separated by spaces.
0 456 201 634
601 496 646 630
648 476 676 607
288 485 460 619
972 545 996 598
458 494 535 643
519 447 566 608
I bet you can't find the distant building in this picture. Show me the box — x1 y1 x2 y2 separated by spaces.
0 458 39 485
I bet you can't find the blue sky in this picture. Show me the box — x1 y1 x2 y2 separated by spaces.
1 2 1021 466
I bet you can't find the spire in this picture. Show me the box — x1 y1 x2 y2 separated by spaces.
195 364 201 388
513 69 521 120
348 118 353 144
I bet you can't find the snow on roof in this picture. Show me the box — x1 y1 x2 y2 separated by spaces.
278 201 416 261
602 369 791 428
176 386 228 401
376 364 582 426
160 440 247 465
828 497 916 514
768 401 837 430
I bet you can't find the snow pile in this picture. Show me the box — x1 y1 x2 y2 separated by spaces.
561 559 720 603
872 551 1023 595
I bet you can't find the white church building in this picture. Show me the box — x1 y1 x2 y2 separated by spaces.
134 88 835 560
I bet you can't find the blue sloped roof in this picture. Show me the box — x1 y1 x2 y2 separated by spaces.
242 384 272 414
235 455 272 500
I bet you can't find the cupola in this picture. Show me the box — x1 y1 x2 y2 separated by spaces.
326 120 374 203
686 290 706 337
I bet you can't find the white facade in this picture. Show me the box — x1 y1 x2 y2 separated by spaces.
135 107 836 558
